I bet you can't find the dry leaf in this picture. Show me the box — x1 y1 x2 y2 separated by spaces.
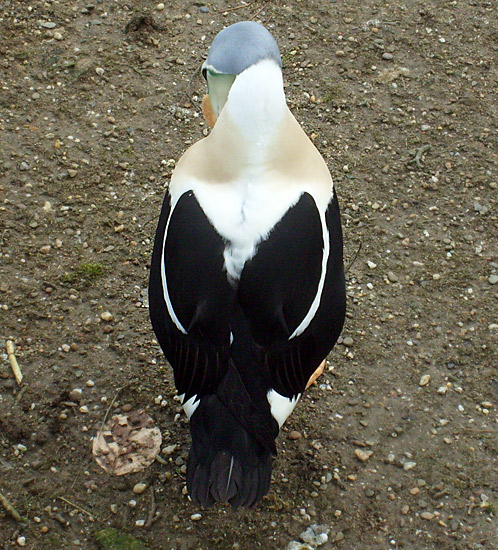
92 410 162 475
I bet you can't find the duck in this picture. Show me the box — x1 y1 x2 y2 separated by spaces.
149 21 346 508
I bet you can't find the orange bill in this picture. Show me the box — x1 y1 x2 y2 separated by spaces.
202 94 217 128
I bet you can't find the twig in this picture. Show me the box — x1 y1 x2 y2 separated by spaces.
155 454 168 465
250 0 272 20
176 67 203 115
14 386 28 406
0 489 23 522
0 229 8 247
6 340 23 385
57 497 98 522
143 215 159 228
407 144 430 168
99 385 129 433
144 487 159 529
345 241 362 274
216 1 256 13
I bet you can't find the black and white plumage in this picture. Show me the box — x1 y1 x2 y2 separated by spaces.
149 21 346 508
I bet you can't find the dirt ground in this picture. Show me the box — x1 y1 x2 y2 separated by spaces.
0 0 496 549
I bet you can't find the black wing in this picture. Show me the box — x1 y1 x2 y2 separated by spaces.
238 191 346 397
149 190 234 402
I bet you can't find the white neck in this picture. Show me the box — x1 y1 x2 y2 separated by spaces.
212 60 287 164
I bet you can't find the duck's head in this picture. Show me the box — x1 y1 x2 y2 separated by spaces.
201 21 282 128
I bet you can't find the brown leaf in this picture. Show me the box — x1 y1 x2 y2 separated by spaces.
92 411 162 476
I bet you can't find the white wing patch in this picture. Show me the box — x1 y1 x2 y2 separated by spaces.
267 389 301 427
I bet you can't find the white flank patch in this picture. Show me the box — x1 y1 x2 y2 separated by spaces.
267 389 301 427
179 393 200 419
289 210 330 339
160 208 187 334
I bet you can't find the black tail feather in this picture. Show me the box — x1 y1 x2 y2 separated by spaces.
186 394 274 509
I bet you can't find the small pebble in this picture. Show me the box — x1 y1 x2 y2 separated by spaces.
95 67 105 76
410 487 420 495
403 461 417 471
488 274 498 285
300 525 329 546
53 31 63 41
40 245 51 254
16 536 26 547
135 519 145 527
156 2 165 10
365 488 375 497
288 430 302 440
419 374 431 387
343 336 354 346
162 444 177 456
191 513 202 521
86 379 95 387
67 169 77 178
69 388 83 402
79 405 89 414
287 543 313 550
355 449 373 462
133 483 147 495
401 505 410 515
421 512 435 520
382 52 393 60
387 271 399 283
101 311 113 322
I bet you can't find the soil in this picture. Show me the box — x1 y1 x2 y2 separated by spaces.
0 1 496 549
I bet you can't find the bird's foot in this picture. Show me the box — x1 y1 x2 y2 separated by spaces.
306 359 326 389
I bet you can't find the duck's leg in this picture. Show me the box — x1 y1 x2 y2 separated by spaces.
306 359 327 389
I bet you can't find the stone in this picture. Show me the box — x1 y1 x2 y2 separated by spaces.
101 311 113 322
488 274 498 285
355 449 373 462
419 374 431 387
133 483 147 495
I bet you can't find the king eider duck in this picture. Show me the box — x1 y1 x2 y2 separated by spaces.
149 21 346 508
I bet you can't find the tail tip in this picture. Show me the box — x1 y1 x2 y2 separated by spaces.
187 450 272 509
